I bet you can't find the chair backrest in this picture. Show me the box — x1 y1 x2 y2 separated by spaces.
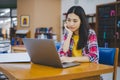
55 42 61 51
99 47 119 80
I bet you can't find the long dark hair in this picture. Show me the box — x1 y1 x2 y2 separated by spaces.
66 6 90 49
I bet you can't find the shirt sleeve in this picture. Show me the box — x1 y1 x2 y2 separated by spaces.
83 29 99 63
58 32 71 57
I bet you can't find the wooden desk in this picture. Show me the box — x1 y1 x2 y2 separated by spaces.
12 45 26 53
0 63 113 80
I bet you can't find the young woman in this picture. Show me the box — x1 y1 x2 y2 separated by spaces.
58 6 99 63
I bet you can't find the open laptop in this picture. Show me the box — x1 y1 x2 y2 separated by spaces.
22 38 80 68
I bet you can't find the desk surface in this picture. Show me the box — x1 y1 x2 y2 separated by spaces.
0 63 113 80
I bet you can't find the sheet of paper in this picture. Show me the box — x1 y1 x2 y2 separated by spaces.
0 53 30 63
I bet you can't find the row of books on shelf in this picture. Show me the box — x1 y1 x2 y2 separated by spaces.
98 7 116 17
98 40 113 47
98 5 120 16
98 9 120 17
98 21 120 28
98 17 120 27
35 27 57 41
98 26 115 29
35 27 53 34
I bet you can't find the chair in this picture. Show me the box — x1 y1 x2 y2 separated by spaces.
99 47 119 80
55 42 61 51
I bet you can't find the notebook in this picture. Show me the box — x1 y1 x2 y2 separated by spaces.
0 53 30 63
22 38 80 68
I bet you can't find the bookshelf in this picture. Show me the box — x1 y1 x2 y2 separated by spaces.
11 30 30 46
96 2 120 66
35 27 56 40
96 2 120 48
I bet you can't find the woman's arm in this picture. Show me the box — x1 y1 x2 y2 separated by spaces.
60 56 90 63
71 56 90 62
62 32 72 52
58 23 73 56
62 23 73 52
83 29 99 63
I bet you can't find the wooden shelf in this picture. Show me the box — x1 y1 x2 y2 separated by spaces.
96 2 120 48
12 45 26 53
96 2 120 66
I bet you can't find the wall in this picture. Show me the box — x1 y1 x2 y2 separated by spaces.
34 0 61 40
62 0 116 14
17 0 61 40
17 0 35 38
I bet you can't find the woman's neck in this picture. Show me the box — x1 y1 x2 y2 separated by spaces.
73 29 79 35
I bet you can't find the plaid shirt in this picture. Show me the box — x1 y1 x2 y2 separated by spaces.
58 29 99 63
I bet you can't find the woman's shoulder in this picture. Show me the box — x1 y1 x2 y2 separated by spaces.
88 28 96 34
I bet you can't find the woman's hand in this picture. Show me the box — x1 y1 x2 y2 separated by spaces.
60 56 90 63
64 22 73 36
60 56 74 63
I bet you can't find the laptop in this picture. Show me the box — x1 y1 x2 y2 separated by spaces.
22 38 80 68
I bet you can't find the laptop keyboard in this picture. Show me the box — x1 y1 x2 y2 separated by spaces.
0 72 9 80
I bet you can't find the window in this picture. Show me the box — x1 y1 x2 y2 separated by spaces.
0 8 17 39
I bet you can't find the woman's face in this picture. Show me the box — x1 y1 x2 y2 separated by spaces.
66 13 81 33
